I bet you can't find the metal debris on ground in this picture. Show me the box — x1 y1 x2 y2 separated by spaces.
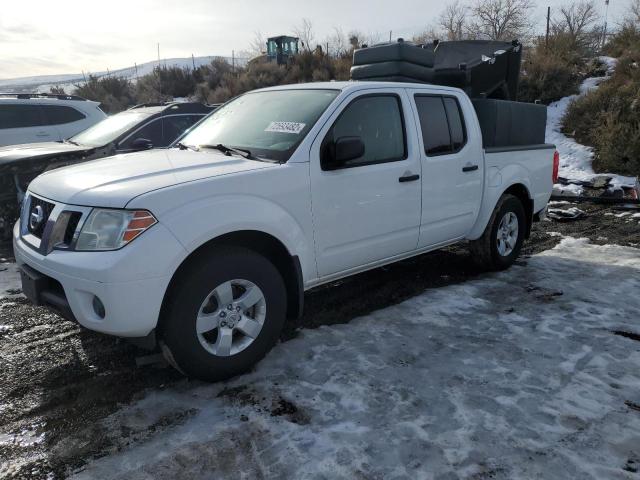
553 175 640 204
547 207 586 222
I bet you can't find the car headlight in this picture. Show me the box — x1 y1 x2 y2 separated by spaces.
75 209 157 251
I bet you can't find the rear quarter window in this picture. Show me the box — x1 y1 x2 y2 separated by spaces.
42 105 86 125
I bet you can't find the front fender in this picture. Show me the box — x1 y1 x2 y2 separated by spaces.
151 194 316 283
467 162 533 240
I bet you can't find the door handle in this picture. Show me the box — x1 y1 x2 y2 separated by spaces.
462 165 479 172
399 174 420 183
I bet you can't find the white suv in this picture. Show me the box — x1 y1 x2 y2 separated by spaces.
0 93 106 147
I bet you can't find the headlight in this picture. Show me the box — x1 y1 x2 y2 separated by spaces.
75 209 157 251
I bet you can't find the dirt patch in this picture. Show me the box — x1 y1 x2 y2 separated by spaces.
612 330 640 342
625 401 640 413
217 386 309 425
0 203 638 478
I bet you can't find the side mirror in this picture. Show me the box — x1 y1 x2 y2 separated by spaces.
130 138 154 151
322 136 365 170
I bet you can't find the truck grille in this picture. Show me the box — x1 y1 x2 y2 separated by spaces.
27 197 55 239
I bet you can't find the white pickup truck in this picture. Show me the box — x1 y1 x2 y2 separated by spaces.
13 81 557 381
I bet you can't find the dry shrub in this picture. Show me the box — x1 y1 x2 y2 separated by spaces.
518 34 586 104
563 53 640 176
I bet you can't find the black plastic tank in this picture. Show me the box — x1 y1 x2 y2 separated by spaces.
351 38 523 100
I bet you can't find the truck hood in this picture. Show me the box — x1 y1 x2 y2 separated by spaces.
28 149 277 208
0 142 92 168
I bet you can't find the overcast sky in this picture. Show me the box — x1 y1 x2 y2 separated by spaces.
0 0 625 79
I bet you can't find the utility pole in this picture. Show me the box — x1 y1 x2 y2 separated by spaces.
545 6 551 47
602 0 610 51
157 43 162 101
389 30 392 42
191 53 196 70
232 50 235 73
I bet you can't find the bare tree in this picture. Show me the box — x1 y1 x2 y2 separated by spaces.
347 30 384 49
467 0 534 41
439 0 469 40
248 31 266 57
413 25 443 44
630 0 640 24
325 27 349 57
294 18 315 52
364 31 384 45
552 1 600 49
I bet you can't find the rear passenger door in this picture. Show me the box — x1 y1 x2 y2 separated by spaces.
409 91 483 248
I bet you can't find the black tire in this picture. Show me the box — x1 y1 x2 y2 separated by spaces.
469 194 526 271
352 42 435 67
350 61 436 81
160 246 287 382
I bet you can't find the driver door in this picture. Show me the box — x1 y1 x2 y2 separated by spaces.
309 89 422 277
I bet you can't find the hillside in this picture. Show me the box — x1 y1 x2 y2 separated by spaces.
0 55 247 93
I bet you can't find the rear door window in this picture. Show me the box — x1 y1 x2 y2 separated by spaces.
414 96 451 156
0 104 47 129
42 105 86 125
414 95 467 156
443 97 466 151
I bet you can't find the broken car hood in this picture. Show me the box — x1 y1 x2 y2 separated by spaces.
0 142 92 169
28 149 276 208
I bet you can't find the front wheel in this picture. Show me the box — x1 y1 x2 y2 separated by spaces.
469 194 526 271
160 246 287 382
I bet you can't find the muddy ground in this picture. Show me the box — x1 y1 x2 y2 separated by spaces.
0 202 639 479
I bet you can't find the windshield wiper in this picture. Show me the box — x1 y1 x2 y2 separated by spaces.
174 142 197 151
64 139 80 146
199 144 255 160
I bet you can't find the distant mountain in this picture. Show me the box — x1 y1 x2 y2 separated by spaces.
0 55 248 93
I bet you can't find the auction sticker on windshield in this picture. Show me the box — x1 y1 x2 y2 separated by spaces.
265 121 306 134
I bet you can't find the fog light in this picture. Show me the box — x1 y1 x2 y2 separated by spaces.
92 296 106 319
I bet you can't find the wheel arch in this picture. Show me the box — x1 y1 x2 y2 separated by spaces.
502 183 534 238
159 230 304 336
468 179 534 241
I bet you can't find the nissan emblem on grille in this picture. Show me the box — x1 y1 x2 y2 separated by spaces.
29 205 44 231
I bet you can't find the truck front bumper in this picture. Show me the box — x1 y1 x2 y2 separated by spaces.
13 220 184 338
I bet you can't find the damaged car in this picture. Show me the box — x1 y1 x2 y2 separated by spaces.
0 101 216 237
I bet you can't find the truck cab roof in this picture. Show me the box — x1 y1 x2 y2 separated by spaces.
255 80 466 95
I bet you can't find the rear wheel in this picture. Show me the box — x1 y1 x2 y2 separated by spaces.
469 194 526 271
161 247 287 382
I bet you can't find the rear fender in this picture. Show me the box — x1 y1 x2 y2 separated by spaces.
467 164 533 240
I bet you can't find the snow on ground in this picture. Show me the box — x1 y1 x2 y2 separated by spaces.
546 56 637 193
0 263 20 300
69 238 640 480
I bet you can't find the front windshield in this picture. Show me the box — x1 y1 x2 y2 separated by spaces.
70 111 152 147
180 89 340 162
